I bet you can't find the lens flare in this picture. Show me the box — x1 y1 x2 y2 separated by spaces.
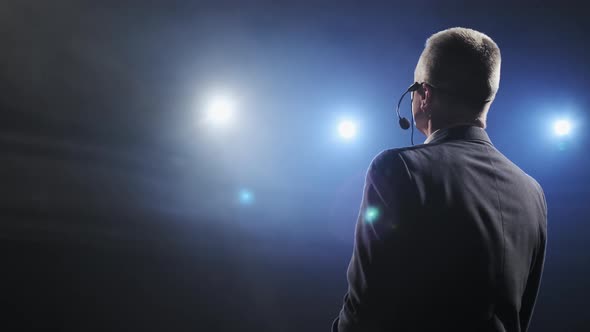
238 189 254 205
364 206 380 223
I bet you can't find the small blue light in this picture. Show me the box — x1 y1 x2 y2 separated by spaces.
238 189 254 205
364 206 380 223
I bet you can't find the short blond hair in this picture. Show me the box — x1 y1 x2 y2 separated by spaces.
415 27 501 108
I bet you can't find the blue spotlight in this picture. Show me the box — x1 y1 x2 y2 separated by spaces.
553 119 572 137
338 120 358 140
204 95 236 128
238 189 254 205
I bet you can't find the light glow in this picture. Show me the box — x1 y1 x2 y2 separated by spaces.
205 95 235 127
364 206 380 223
238 189 254 205
338 120 357 140
553 119 572 136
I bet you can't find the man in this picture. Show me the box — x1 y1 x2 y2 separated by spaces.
332 28 547 332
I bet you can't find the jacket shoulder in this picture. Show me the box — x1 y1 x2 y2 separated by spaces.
369 144 435 171
368 147 422 182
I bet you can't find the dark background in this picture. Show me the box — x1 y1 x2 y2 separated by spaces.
1 1 588 331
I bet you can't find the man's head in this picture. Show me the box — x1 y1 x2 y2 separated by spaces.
412 27 501 136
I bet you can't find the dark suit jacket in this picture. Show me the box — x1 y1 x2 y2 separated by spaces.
333 125 547 332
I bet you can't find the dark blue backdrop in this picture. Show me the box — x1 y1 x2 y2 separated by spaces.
1 1 588 331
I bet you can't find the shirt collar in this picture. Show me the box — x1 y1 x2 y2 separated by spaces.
424 124 493 145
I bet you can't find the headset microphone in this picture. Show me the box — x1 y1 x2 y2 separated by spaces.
398 117 411 130
396 82 421 130
395 82 422 145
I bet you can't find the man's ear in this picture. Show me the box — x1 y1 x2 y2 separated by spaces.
419 83 432 112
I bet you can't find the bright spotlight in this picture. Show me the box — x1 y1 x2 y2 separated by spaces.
338 120 357 140
553 119 572 136
205 96 235 127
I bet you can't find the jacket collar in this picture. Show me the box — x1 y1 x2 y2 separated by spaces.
424 125 493 145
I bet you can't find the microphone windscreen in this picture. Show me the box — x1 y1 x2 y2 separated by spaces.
399 117 411 130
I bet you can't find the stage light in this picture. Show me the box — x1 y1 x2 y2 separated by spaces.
553 119 572 136
205 95 235 127
338 120 357 140
238 189 254 205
